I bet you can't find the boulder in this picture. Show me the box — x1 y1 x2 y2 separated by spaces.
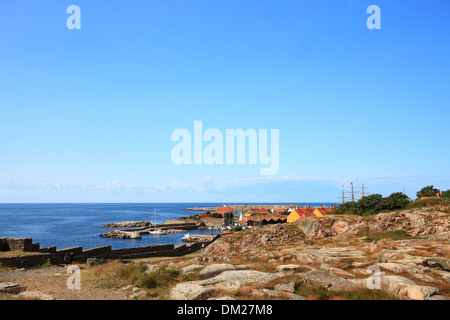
181 264 204 275
274 282 296 293
277 264 304 272
381 275 442 300
169 283 215 300
17 291 55 300
0 282 26 294
200 270 284 292
422 258 450 271
170 270 284 299
199 264 236 277
376 263 415 274
252 288 305 300
301 270 355 291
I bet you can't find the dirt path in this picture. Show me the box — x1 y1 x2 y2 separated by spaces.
0 251 202 300
0 265 127 300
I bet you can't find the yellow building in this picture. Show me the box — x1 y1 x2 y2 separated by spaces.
313 207 334 217
286 208 315 223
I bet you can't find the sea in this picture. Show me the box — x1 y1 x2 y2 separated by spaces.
0 203 336 250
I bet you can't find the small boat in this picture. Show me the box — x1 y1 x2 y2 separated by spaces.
182 233 191 241
149 208 167 235
149 229 166 235
208 225 214 230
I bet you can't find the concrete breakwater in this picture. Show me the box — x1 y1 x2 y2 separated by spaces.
0 236 216 268
100 221 203 239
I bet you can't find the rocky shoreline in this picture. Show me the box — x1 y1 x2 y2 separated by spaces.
169 208 447 300
2 207 449 301
99 230 132 239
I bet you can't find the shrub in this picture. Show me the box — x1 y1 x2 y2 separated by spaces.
334 192 410 216
416 185 440 199
231 225 243 232
441 190 450 199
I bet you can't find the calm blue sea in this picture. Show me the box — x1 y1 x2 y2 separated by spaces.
0 203 336 250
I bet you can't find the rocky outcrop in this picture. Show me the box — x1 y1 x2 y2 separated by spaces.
0 282 26 294
380 275 444 300
199 264 237 277
166 208 450 300
170 270 284 300
99 230 131 239
294 209 450 240
181 264 204 275
251 288 305 300
301 270 356 291
17 291 55 300
169 283 215 300
277 264 306 272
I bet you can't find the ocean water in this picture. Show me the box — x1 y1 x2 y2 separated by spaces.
0 203 336 250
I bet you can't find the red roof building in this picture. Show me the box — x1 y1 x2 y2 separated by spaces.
212 206 235 217
245 208 269 216
241 216 286 226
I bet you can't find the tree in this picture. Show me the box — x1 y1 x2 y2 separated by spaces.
416 186 440 199
333 201 358 215
441 190 450 199
357 194 383 215
333 192 411 216
377 192 411 212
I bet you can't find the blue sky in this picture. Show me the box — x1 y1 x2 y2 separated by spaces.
0 0 449 203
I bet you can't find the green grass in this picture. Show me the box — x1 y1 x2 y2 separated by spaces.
362 230 412 242
294 285 398 300
28 258 52 270
407 198 450 209
86 261 182 299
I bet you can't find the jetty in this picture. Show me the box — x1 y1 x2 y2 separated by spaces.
100 221 204 238
122 221 202 234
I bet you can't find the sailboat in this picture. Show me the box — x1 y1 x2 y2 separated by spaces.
149 207 166 235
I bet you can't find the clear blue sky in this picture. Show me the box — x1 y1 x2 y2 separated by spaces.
0 0 449 202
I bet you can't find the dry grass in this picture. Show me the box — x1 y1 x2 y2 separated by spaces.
0 251 42 258
360 230 412 242
84 260 197 299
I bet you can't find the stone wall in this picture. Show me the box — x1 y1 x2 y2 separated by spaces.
0 238 38 252
56 246 84 257
0 253 58 268
95 244 174 260
83 246 112 258
0 237 218 268
39 246 57 253
0 238 7 251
